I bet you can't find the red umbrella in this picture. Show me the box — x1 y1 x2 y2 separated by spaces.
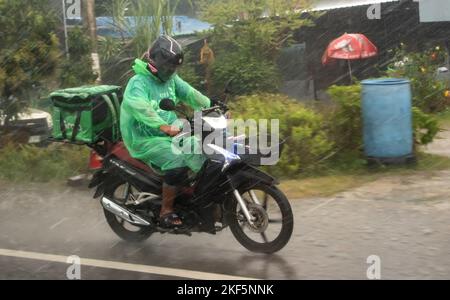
322 33 378 83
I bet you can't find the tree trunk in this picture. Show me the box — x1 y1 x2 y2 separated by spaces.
85 0 102 83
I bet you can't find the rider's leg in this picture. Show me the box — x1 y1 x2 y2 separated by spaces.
160 184 179 219
159 168 189 226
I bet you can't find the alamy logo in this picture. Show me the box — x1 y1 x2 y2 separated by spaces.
65 0 81 19
367 4 381 20
170 114 281 166
366 255 381 279
66 255 81 280
366 1 422 20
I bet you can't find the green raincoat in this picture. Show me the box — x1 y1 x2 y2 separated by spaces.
120 59 211 173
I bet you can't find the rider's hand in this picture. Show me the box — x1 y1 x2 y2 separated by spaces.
160 125 181 137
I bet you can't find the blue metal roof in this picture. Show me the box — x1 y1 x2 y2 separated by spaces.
94 16 212 38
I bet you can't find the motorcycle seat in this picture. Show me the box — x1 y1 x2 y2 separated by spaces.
110 142 164 176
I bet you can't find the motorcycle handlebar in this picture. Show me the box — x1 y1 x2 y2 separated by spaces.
202 105 222 114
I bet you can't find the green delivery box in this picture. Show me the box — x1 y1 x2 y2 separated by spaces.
50 85 122 144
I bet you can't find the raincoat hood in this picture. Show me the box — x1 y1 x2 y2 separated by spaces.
132 58 149 74
132 59 160 81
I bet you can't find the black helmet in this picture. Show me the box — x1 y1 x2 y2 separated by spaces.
146 35 184 82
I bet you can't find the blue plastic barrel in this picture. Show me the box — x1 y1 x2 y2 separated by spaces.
361 78 413 163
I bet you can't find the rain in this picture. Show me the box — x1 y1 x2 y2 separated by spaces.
0 0 450 283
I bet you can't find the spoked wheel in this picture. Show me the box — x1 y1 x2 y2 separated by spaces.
226 183 294 254
103 180 155 243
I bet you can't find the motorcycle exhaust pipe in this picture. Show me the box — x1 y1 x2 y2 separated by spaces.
101 197 151 226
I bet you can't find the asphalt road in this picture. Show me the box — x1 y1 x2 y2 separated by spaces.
1 171 450 280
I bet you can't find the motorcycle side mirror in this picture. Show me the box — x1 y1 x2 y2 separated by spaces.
159 98 176 111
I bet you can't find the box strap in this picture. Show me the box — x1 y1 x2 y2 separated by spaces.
71 111 83 142
59 114 67 140
101 94 119 141
111 92 121 120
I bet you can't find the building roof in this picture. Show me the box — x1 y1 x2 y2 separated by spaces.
311 0 400 11
66 16 212 38
95 16 211 38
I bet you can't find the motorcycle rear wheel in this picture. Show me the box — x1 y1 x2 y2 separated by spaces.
103 179 155 243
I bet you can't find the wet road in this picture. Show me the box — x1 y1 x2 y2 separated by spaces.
1 172 450 280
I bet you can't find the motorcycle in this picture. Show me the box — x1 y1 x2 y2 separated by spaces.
87 88 294 254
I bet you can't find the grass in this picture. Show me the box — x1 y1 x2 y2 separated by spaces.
0 143 90 183
280 152 450 199
436 109 450 127
280 174 375 199
2 143 450 200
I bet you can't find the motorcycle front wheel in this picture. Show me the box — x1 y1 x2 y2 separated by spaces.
226 183 294 254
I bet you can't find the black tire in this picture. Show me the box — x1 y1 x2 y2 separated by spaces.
226 184 294 254
103 179 155 243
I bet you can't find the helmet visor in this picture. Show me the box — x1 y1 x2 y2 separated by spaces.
156 52 184 81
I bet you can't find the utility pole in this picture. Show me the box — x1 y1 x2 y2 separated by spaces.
62 0 70 59
85 0 102 83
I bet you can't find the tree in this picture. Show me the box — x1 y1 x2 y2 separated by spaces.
60 27 98 88
198 0 314 96
0 0 60 123
85 0 102 82
95 0 110 16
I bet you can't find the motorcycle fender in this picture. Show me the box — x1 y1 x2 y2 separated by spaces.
91 171 123 199
93 183 106 199
87 169 107 198
88 169 107 189
228 165 278 190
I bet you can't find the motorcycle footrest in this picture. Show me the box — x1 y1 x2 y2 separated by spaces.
156 226 192 236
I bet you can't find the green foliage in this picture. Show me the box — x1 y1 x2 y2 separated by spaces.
60 27 97 88
99 0 188 85
0 0 60 122
211 49 280 95
0 144 90 182
200 0 314 96
200 0 313 26
326 84 363 152
98 36 123 62
230 93 334 177
177 50 203 90
412 107 440 145
123 0 190 57
326 84 439 152
386 45 450 113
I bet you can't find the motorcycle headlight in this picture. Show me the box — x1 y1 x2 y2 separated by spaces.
207 144 240 172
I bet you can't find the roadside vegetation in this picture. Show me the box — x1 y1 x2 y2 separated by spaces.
2 0 450 199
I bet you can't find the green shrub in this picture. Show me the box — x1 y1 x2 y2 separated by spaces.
386 45 450 113
412 107 440 145
0 144 90 182
326 84 363 153
326 84 439 153
211 51 280 96
230 93 334 177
